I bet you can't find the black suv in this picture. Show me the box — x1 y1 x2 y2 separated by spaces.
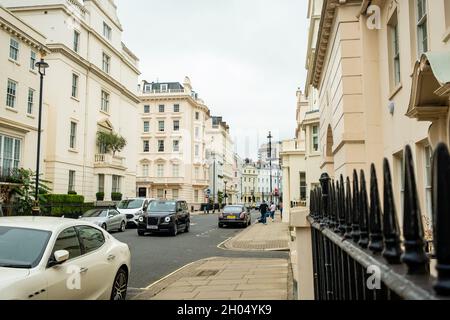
137 200 190 237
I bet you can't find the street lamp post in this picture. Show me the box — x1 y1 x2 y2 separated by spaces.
224 180 228 206
32 58 49 216
267 131 273 204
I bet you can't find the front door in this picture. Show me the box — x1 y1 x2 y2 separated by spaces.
138 188 147 198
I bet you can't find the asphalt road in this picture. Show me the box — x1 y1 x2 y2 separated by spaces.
112 211 288 289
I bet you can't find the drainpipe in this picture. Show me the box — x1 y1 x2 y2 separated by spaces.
82 29 91 200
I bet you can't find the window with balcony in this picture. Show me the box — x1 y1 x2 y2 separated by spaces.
112 175 121 193
160 84 168 92
172 164 180 177
72 74 79 98
69 122 77 149
195 144 200 157
6 79 17 108
300 172 307 201
144 105 150 113
195 112 200 120
173 140 180 152
195 127 200 139
174 104 180 112
102 53 111 73
0 135 21 171
143 121 150 133
142 164 149 177
27 88 35 115
158 140 165 152
101 90 110 113
9 38 19 61
73 30 80 53
194 190 199 202
172 189 179 199
158 121 165 132
143 140 150 153
157 164 164 177
159 105 165 113
103 22 112 40
194 167 199 180
30 51 36 71
312 125 319 152
98 174 105 193
416 0 428 55
68 170 76 193
173 120 180 131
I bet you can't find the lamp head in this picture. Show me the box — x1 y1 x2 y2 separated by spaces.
35 58 49 76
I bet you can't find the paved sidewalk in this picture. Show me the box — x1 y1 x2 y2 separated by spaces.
132 257 293 300
221 213 289 251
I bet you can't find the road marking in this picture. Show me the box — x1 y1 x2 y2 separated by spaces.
217 237 232 249
141 260 199 290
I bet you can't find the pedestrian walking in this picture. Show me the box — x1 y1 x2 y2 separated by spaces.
279 201 283 220
270 202 276 222
258 201 269 225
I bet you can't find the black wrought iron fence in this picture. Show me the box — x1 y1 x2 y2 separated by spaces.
309 144 450 300
0 167 23 184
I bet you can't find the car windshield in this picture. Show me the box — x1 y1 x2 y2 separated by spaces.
82 209 108 218
148 201 176 213
117 199 144 210
0 227 51 269
224 206 244 214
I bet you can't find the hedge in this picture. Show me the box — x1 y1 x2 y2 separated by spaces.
42 194 88 218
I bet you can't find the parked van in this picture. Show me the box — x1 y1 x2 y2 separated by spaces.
117 198 154 227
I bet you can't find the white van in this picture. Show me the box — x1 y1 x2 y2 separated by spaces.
117 198 154 227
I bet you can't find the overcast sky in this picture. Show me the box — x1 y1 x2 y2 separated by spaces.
117 0 309 159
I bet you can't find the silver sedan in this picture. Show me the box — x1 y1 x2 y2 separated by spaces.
79 208 126 233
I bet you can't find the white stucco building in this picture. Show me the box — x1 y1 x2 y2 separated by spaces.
137 77 210 209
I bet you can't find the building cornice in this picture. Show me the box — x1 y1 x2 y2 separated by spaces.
0 117 37 133
86 0 123 31
139 94 211 115
48 43 140 104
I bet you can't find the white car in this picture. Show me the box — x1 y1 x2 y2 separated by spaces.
117 198 154 227
0 217 131 300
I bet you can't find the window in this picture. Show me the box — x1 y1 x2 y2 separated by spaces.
158 140 165 152
172 189 179 199
394 152 405 212
300 172 307 201
143 140 150 152
143 121 150 133
102 53 111 73
103 22 112 40
53 228 82 260
70 122 77 149
157 189 164 198
424 145 433 219
98 174 105 193
194 167 200 179
157 164 164 177
27 89 35 114
112 175 121 193
9 38 19 61
173 120 180 131
68 170 76 192
158 121 165 132
144 105 150 113
142 164 149 177
30 51 36 70
312 126 319 152
101 90 110 113
76 226 105 254
417 0 428 55
159 105 165 113
174 104 180 112
389 11 401 87
172 164 180 177
195 144 200 157
160 84 168 92
195 127 200 139
0 135 21 171
173 140 180 152
72 74 79 98
6 79 17 108
73 31 80 53
195 112 200 120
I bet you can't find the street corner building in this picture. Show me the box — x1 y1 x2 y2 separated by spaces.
281 0 450 300
0 0 141 202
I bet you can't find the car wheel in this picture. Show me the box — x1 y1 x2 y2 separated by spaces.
184 221 190 233
170 224 178 237
218 223 224 228
101 223 107 231
119 221 126 232
111 268 128 300
137 230 145 236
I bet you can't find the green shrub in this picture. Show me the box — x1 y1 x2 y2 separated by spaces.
42 194 85 217
68 191 78 195
96 192 105 201
111 192 123 201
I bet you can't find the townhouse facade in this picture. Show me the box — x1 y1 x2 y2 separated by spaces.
1 0 141 202
0 6 49 179
137 77 210 209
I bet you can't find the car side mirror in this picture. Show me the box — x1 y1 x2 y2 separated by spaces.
48 250 70 268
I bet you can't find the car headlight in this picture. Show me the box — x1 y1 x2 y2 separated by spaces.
135 211 142 216
139 216 144 222
164 216 171 223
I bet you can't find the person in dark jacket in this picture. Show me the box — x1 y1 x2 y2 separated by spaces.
259 201 269 225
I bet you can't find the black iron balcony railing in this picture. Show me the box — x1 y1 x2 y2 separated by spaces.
0 167 23 184
309 144 450 300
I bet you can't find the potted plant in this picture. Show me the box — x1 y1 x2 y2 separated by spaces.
97 131 127 156
111 192 123 201
68 190 78 195
96 192 105 201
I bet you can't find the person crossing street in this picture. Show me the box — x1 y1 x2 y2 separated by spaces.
258 201 269 225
